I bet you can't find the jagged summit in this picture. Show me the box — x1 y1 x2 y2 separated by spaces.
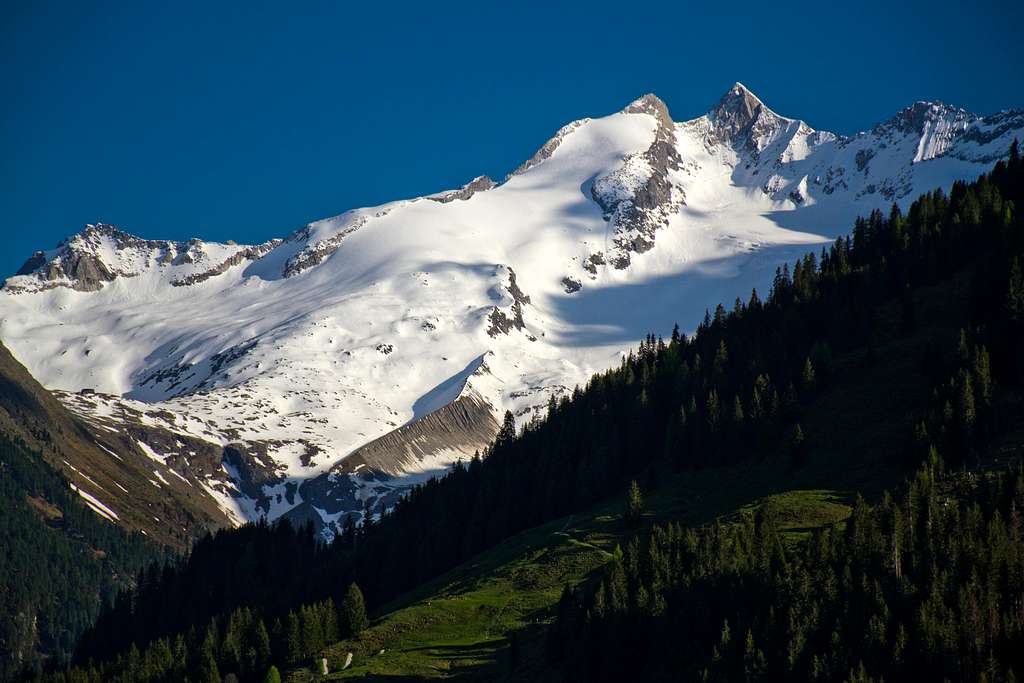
707 82 789 142
875 100 972 135
622 93 673 127
7 222 278 293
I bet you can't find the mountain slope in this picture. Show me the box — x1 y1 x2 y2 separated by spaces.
44 149 1024 683
0 339 232 547
0 432 170 680
2 83 1022 532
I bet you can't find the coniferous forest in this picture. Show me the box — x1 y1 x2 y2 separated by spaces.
16 144 1024 681
0 435 165 680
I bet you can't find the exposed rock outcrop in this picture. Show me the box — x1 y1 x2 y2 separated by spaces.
171 240 281 286
427 175 496 203
282 215 369 278
509 119 589 177
6 224 269 293
487 267 532 337
297 389 499 523
589 94 684 269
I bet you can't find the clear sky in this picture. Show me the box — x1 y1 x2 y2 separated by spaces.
2 0 1022 278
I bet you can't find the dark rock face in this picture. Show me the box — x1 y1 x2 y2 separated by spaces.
855 148 875 174
57 251 117 291
487 267 531 337
15 252 47 276
582 252 605 276
561 276 581 293
221 443 283 512
709 83 767 144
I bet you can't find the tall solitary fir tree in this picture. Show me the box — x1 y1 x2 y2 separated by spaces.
339 582 368 637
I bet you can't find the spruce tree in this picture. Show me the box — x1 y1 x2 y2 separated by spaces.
284 612 302 664
496 410 516 448
625 480 643 526
801 357 816 392
339 582 368 637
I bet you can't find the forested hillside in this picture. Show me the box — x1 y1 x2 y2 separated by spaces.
548 143 1024 682
551 462 1024 682
31 144 1024 682
0 435 166 681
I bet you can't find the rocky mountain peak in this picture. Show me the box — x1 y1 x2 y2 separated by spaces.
709 82 770 135
622 93 674 130
875 101 972 136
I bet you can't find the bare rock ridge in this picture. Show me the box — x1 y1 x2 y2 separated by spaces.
510 119 589 177
7 223 281 293
589 93 685 269
331 391 498 478
171 241 281 287
294 391 500 530
427 175 497 203
709 81 772 143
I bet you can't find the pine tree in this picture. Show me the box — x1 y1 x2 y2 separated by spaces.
625 480 643 526
197 624 221 683
801 357 816 392
1008 257 1024 320
284 612 302 664
496 410 516 448
262 665 282 683
339 582 368 637
732 395 745 424
244 618 272 679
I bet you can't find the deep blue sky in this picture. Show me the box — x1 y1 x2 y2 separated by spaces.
3 0 1022 278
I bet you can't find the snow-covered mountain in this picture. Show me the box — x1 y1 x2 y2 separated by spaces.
2 83 1021 535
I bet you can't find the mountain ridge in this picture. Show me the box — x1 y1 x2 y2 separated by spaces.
2 83 1022 537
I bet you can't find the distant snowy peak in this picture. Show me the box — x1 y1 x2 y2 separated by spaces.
7 85 1021 298
708 82 783 143
870 101 975 163
945 108 1024 164
6 223 280 293
703 82 818 154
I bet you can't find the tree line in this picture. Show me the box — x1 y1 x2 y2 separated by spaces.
35 583 366 682
48 143 1024 679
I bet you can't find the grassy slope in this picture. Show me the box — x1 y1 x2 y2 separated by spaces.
284 273 975 681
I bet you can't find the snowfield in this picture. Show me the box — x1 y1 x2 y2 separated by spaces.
2 83 1022 533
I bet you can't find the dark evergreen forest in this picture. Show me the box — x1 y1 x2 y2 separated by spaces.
0 435 166 681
